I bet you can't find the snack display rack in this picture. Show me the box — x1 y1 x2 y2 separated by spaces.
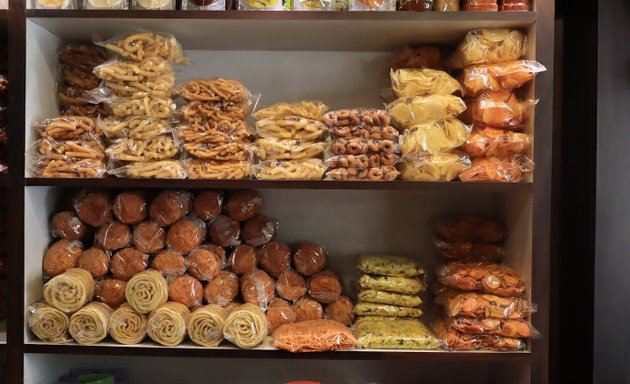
0 0 554 382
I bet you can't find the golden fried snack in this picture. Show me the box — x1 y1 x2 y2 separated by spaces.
167 217 206 254
76 247 110 278
187 304 228 347
323 109 391 127
459 155 533 183
329 125 400 141
186 160 251 180
103 32 188 64
95 279 127 308
43 268 95 314
110 96 175 119
95 57 173 82
223 303 268 349
204 271 239 306
110 248 148 281
58 86 90 106
193 190 223 221
391 46 447 71
98 117 171 140
240 269 275 308
387 95 467 127
147 302 190 346
398 152 470 182
253 159 326 181
436 290 532 319
401 119 471 155
433 318 525 351
256 117 326 141
59 44 108 71
293 243 326 277
180 101 250 124
460 60 546 97
62 67 101 90
108 303 147 345
273 319 357 352
51 211 88 241
436 262 526 297
465 91 536 130
122 160 187 179
331 138 400 156
187 246 224 282
226 190 262 222
446 316 533 338
36 158 107 179
43 239 83 277
293 296 323 322
436 216 504 243
151 250 186 278
74 189 112 227
133 221 166 253
105 75 175 99
184 142 250 161
326 166 399 181
62 104 112 119
359 255 425 277
266 304 297 334
326 154 400 169
150 190 192 227
354 302 423 318
357 289 422 308
230 245 257 275
114 191 147 225
462 127 531 158
242 214 278 247
308 271 342 304
39 116 99 141
253 100 328 120
178 78 248 103
95 221 131 250
125 270 169 314
27 302 70 343
391 68 462 97
358 274 425 295
106 135 178 162
69 302 113 345
168 275 203 309
324 296 354 326
176 124 251 145
434 239 503 262
252 139 326 161
354 318 441 350
276 269 306 302
450 29 527 69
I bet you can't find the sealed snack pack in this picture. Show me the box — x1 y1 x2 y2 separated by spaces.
349 0 395 11
434 238 504 262
358 274 425 295
435 262 526 297
434 318 525 351
253 159 326 181
273 319 357 352
401 119 471 155
357 289 422 307
459 155 534 183
398 152 471 182
450 29 528 69
111 160 187 179
461 126 531 158
358 255 425 277
239 0 286 10
391 46 448 71
98 32 188 64
354 302 422 318
460 60 546 97
387 95 466 127
391 68 462 98
354 318 441 350
464 90 537 130
183 0 226 10
436 216 504 243
254 100 327 120
444 316 536 338
435 290 534 319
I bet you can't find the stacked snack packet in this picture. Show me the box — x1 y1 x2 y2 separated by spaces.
251 101 328 180
323 109 400 181
387 67 471 182
450 28 544 182
352 255 441 350
175 78 254 180
94 32 188 179
431 216 537 351
31 44 111 178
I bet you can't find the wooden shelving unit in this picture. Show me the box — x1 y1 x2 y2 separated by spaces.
1 1 556 383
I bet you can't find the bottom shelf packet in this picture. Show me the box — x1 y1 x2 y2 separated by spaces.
433 318 526 351
253 159 325 180
459 155 534 183
185 159 251 180
111 160 187 179
354 302 423 318
354 318 442 350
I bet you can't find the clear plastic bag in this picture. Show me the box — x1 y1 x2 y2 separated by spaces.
176 122 252 144
391 68 462 98
68 302 113 345
460 60 546 97
77 247 111 278
323 108 391 127
108 96 176 119
100 117 170 140
273 319 357 352
252 139 326 161
58 44 109 72
357 289 422 307
151 250 186 277
204 271 239 306
355 318 441 350
435 290 534 319
110 160 187 179
292 0 334 10
434 0 459 11
462 0 498 11
293 242 327 277
436 216 504 243
328 124 399 141
50 211 88 241
223 303 268 349
256 117 326 141
238 0 285 10
242 214 279 247
176 78 250 103
133 221 167 253
500 0 530 11
33 0 75 9
326 166 399 181
444 316 537 338
276 269 306 302
398 152 471 182
434 238 504 262
98 32 188 64
433 318 526 351
183 141 250 162
84 0 128 9
358 274 425 295
401 119 471 155
461 127 531 158
240 269 276 308
187 246 225 282
106 134 180 162
27 302 71 343
38 116 101 141
168 275 203 309
450 29 527 69
331 138 401 156
42 239 83 278
185 159 251 180
464 90 537 130
326 153 401 169
349 0 395 10
33 158 108 178
391 46 447 71
182 0 226 9
358 255 425 277
266 302 297 334
354 302 422 318
387 95 467 128
166 216 206 254
253 100 328 120
459 155 534 183
436 262 526 297
180 100 251 125
307 271 342 304
253 159 326 180
36 136 106 161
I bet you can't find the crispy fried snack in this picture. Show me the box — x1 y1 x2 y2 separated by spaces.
177 78 248 103
462 127 531 158
436 262 526 297
103 32 188 64
185 160 251 180
253 159 326 180
254 100 328 120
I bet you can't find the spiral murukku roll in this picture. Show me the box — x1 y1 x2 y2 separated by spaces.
187 304 227 347
109 303 147 345
125 270 168 314
147 301 190 346
69 302 113 345
43 268 95 314
222 303 268 349
27 302 70 343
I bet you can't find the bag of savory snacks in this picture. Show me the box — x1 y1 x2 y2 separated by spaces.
358 255 425 277
273 319 357 352
354 318 441 350
358 274 425 295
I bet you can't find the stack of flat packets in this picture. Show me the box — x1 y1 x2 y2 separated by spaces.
353 255 440 350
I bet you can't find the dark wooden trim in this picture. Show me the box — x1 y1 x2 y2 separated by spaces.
24 343 531 362
25 178 533 191
26 9 537 20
